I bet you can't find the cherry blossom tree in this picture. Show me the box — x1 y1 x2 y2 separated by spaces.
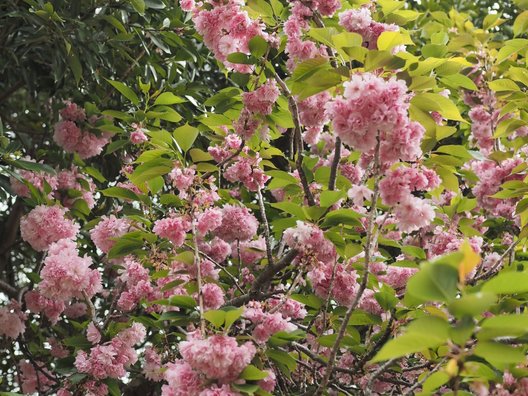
2 0 528 395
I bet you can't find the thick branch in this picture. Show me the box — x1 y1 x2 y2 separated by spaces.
224 249 298 307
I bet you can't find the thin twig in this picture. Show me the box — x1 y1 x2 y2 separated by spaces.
273 74 316 206
328 137 341 191
202 143 244 180
470 239 521 283
365 358 398 396
315 135 381 395
403 358 447 396
191 220 206 334
257 188 274 266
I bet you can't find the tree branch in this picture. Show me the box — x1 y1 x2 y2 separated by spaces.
328 137 341 191
273 74 316 206
257 188 274 267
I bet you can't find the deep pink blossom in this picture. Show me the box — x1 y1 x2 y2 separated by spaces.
90 215 130 253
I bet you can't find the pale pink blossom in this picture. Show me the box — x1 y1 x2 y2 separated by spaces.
90 215 130 253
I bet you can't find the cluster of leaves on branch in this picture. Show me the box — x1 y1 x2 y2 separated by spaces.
4 0 528 395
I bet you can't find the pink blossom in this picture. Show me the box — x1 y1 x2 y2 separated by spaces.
56 167 96 209
224 154 270 191
39 238 102 301
180 334 256 381
199 385 242 396
9 160 59 198
215 205 258 242
308 261 359 306
90 215 130 253
60 101 86 122
348 184 373 207
48 337 69 358
25 290 66 324
87 322 101 344
283 221 336 263
238 236 266 265
130 123 149 144
75 323 145 379
19 360 54 394
169 165 196 198
153 215 192 246
199 237 232 262
196 208 223 236
326 73 423 165
201 283 225 310
20 205 79 251
144 347 164 381
258 370 277 392
162 361 203 396
0 301 26 339
242 80 280 115
394 197 435 233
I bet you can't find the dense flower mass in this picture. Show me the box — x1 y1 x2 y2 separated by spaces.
5 1 528 395
90 215 130 253
53 102 110 159
326 73 424 164
38 239 102 301
20 205 79 251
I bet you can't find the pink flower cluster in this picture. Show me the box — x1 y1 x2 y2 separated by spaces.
338 7 401 51
224 152 270 191
234 80 279 140
39 238 102 301
20 205 79 251
308 261 359 306
370 262 417 290
468 105 498 154
379 166 440 232
162 333 260 395
470 158 523 217
117 256 155 311
75 323 146 379
19 360 54 394
54 102 110 159
180 334 255 380
244 301 298 343
201 283 225 310
0 301 26 339
298 91 331 145
215 205 258 242
90 215 130 253
184 0 269 73
208 132 242 163
326 73 424 165
169 164 196 199
130 123 149 144
153 215 192 246
25 290 66 324
11 164 96 209
283 221 336 263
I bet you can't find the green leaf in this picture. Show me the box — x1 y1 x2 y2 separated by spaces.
131 0 145 14
514 10 528 36
481 271 528 294
104 378 121 396
248 35 268 58
106 80 140 105
448 292 496 318
226 52 255 64
321 209 363 227
224 306 244 329
406 262 459 303
203 309 226 327
474 342 525 367
102 187 140 201
167 295 197 309
319 190 345 207
411 93 464 121
239 365 270 381
173 123 199 152
377 31 413 51
496 39 528 63
266 349 297 373
372 316 449 362
154 92 186 105
488 79 520 92
479 314 528 340
129 158 173 186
